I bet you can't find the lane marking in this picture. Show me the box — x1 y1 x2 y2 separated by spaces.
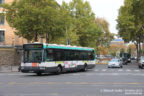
94 69 99 71
126 69 131 72
0 82 3 85
1 81 144 86
8 82 16 85
134 70 140 72
29 82 41 85
79 82 89 85
64 82 73 84
47 82 57 84
102 69 107 71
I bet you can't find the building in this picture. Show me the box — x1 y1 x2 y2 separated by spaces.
110 38 125 45
109 38 126 57
0 0 28 47
0 0 27 66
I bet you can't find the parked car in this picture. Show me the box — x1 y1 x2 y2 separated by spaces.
108 58 123 68
120 53 131 65
138 56 144 69
131 57 136 60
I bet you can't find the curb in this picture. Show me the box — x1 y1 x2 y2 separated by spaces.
0 70 19 73
0 66 19 73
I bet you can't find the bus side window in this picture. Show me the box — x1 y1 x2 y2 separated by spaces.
84 51 88 60
54 49 64 61
70 50 75 60
79 51 85 60
64 50 70 61
46 49 54 61
75 51 79 60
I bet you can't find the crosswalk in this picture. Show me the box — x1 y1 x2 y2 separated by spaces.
93 69 141 72
68 69 144 76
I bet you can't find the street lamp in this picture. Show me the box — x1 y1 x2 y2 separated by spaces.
66 25 70 45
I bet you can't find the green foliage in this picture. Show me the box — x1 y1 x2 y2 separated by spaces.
1 0 65 42
117 0 144 57
1 0 113 50
62 0 105 48
95 18 114 47
117 0 144 42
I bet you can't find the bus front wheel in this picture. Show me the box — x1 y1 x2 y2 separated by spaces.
55 66 62 75
82 64 87 72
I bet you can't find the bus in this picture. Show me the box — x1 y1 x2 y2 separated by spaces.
20 43 96 75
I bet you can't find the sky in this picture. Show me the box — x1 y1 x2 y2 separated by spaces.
56 0 124 34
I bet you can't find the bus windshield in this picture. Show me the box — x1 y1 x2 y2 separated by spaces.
23 50 43 63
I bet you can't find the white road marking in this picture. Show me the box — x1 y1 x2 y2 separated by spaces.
94 69 99 71
102 69 107 71
126 69 131 72
134 70 140 72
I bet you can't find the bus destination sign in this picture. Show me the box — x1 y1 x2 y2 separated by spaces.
23 44 43 49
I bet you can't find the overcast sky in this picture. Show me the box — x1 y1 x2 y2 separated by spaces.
56 0 124 34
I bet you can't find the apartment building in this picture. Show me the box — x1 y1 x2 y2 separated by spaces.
0 0 27 47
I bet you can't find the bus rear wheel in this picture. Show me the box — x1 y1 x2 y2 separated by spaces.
36 72 42 76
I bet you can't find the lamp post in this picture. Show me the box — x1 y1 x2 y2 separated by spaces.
66 25 70 45
11 38 15 72
12 38 15 47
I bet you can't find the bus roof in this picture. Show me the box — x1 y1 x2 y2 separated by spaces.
43 44 94 51
23 43 94 51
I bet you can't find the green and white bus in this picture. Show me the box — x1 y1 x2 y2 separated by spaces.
21 43 96 75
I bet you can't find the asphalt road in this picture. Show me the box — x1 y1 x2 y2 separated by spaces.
0 60 144 96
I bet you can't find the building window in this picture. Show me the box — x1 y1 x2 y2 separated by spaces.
0 15 4 25
0 0 4 4
0 30 4 42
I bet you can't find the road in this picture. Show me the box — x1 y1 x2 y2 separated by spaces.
0 60 144 96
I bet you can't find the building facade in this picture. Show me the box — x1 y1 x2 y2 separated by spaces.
0 0 27 47
0 0 27 66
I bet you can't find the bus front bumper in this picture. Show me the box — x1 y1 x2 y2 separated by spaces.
21 66 57 73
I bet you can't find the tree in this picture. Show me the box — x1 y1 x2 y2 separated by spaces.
95 18 114 55
95 18 114 46
1 0 65 42
117 0 144 59
127 44 136 56
1 0 113 50
63 0 103 47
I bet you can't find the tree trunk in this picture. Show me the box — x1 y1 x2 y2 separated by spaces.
34 32 38 42
138 37 142 57
143 42 144 55
136 43 139 62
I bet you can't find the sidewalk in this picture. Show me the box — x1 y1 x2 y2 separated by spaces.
0 66 19 73
96 60 109 64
